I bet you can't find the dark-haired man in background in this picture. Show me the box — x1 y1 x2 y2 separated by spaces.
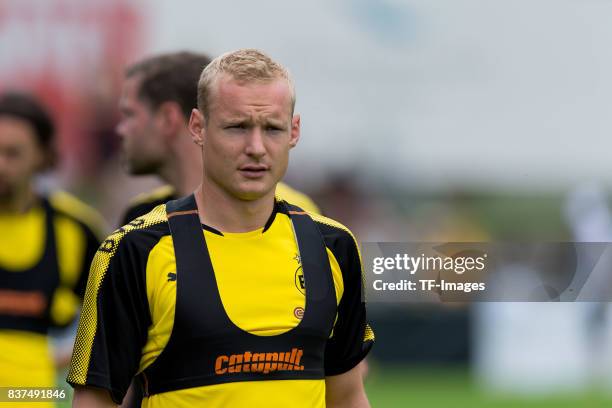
0 93 104 404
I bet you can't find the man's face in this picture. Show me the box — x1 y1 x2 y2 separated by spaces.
0 116 45 201
193 75 300 201
116 76 167 175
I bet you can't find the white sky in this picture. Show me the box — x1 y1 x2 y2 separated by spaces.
145 0 612 192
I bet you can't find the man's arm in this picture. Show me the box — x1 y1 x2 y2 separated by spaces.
315 217 374 402
67 228 153 404
325 364 371 408
73 386 117 408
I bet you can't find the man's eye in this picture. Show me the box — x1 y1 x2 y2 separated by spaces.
226 124 245 130
266 126 283 132
3 148 21 159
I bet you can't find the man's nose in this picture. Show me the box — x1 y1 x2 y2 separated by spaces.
115 121 126 139
244 127 266 158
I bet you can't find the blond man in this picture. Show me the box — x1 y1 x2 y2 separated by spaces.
116 51 320 227
68 49 373 408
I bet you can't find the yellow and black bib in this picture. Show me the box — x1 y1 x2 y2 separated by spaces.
0 198 59 334
140 194 337 395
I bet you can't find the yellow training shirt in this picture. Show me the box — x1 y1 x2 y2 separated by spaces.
68 200 372 407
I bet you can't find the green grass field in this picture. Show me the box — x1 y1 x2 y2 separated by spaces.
57 366 612 407
365 366 612 408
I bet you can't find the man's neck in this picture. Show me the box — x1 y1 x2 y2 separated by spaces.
158 131 202 197
194 182 275 233
0 186 37 213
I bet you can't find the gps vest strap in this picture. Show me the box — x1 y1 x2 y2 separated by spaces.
0 197 61 334
141 194 336 395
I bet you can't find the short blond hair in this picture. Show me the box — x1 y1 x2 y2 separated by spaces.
197 49 295 118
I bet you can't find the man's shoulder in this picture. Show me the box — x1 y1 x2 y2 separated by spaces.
276 182 321 215
47 190 106 238
128 185 176 207
122 185 176 225
307 213 363 286
105 204 170 257
308 213 357 244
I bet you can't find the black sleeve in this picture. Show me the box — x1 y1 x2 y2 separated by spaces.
321 225 374 376
67 230 152 404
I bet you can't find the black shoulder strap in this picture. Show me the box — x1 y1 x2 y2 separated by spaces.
166 194 208 289
39 196 58 272
281 200 333 306
164 194 224 331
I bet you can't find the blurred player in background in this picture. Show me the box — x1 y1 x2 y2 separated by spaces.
69 48 372 407
0 93 104 405
116 51 320 226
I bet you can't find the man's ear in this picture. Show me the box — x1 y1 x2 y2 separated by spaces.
289 114 300 148
188 108 205 146
156 101 185 137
